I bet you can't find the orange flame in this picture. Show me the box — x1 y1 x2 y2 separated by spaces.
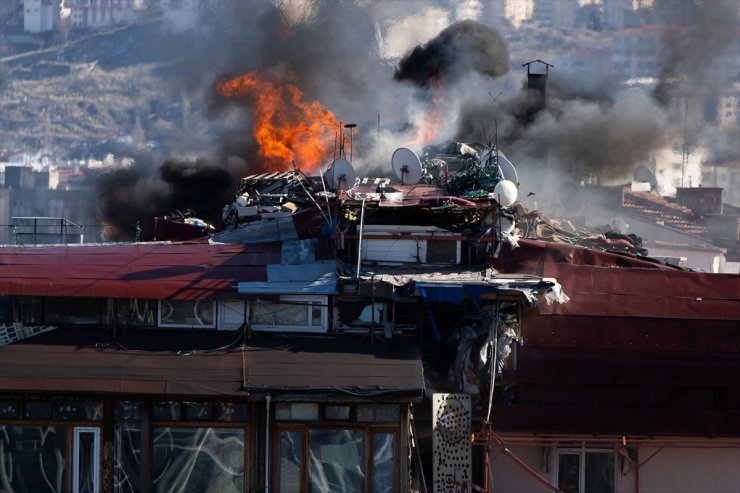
216 70 339 173
404 78 444 148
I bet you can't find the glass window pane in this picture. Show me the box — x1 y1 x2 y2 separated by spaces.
0 426 67 492
373 433 395 493
57 401 103 421
357 405 400 423
325 405 350 421
585 452 615 493
152 402 181 421
309 428 364 493
76 430 98 493
160 300 214 327
558 453 580 493
23 401 52 420
253 303 308 327
184 402 214 421
115 401 141 421
153 427 244 493
276 403 319 421
215 403 249 422
280 431 302 493
0 401 19 419
114 424 140 493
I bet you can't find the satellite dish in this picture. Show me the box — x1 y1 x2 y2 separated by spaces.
392 147 423 185
325 158 356 190
496 151 519 184
493 180 518 206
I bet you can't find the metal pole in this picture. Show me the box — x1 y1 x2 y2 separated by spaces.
356 198 367 278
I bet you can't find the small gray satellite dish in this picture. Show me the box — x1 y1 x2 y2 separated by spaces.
391 147 423 185
496 151 519 184
326 158 356 190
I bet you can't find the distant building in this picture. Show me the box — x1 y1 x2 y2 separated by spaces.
703 160 740 208
0 0 20 20
531 0 578 28
65 0 137 29
23 0 60 33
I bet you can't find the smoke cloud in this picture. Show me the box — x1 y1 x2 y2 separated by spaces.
92 0 737 238
394 20 509 87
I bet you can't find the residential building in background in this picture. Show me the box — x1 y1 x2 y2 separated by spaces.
23 0 59 32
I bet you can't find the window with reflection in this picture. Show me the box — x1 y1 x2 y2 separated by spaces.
309 428 364 493
274 403 401 493
152 427 245 493
0 426 67 492
556 448 615 493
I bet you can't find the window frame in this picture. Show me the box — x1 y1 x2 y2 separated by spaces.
157 299 216 329
272 403 401 493
553 446 617 493
249 295 328 333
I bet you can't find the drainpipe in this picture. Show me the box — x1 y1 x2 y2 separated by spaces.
265 394 272 493
356 198 367 278
635 447 640 493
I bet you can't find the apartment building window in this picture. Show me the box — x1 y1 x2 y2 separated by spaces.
555 448 615 493
158 299 215 328
251 296 327 333
275 403 400 492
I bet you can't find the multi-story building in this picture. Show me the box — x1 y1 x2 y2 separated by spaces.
23 0 60 33
65 0 137 29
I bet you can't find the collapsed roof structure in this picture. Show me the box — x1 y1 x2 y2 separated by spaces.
0 139 737 493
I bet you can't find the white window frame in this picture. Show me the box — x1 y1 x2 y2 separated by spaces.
553 446 617 493
249 295 328 333
73 426 101 493
158 299 216 329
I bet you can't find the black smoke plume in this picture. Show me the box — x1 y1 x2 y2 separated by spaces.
95 156 245 241
394 20 510 87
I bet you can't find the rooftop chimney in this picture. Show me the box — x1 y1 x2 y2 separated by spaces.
675 187 723 216
522 59 552 121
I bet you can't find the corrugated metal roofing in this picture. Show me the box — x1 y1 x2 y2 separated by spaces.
0 242 279 300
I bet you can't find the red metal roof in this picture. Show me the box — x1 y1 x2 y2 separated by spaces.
0 242 281 300
497 239 740 320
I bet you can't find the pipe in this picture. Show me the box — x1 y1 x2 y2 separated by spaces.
356 198 367 278
265 394 271 493
635 447 640 493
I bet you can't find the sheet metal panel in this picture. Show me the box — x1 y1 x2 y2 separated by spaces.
508 346 740 387
523 315 740 352
0 242 279 300
491 404 740 437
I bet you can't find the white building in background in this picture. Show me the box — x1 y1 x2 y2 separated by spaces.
703 160 740 208
653 143 704 196
23 0 60 33
65 0 138 29
503 0 533 28
161 0 199 31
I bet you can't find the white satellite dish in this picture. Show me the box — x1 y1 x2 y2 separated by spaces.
496 151 519 184
480 147 519 183
391 147 423 185
325 158 356 190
